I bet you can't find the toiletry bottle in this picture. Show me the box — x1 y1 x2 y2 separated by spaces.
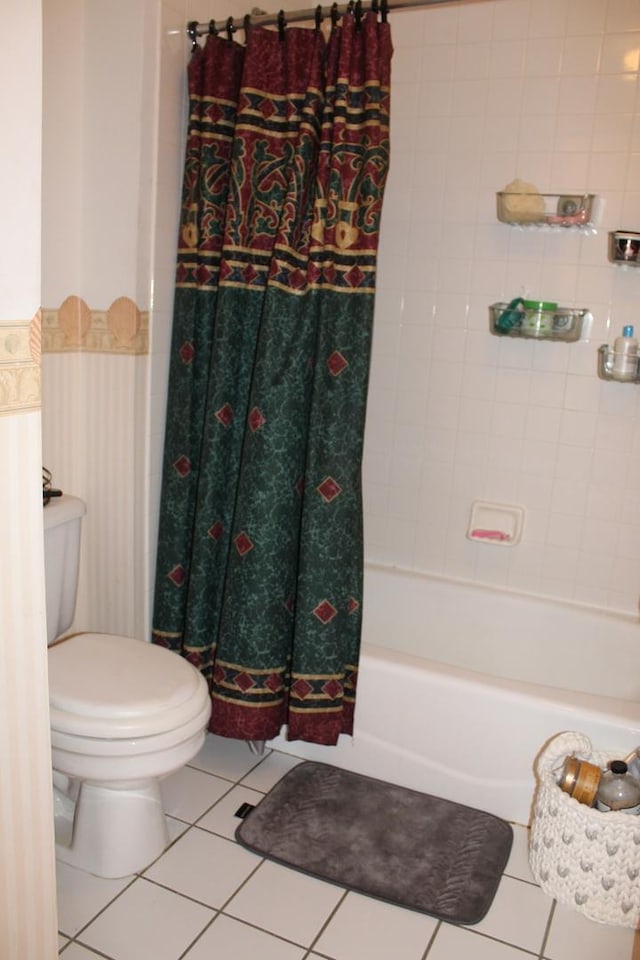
612 325 638 381
595 760 640 814
626 747 640 782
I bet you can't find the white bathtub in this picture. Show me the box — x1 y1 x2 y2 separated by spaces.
272 564 640 825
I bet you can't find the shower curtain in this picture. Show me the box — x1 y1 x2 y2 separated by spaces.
152 12 392 746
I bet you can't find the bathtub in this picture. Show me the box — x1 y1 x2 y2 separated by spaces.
271 564 640 825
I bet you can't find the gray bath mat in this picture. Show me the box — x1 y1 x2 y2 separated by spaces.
235 761 513 925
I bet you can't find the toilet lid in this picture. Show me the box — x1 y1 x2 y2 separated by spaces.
48 633 210 739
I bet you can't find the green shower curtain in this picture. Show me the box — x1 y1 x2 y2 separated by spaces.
152 12 392 745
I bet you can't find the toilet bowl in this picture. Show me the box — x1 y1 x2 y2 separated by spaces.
48 632 211 877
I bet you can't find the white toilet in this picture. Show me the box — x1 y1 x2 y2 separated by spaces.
44 495 211 878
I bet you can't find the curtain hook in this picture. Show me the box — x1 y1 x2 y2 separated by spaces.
187 20 199 50
347 0 355 15
371 0 379 12
315 3 323 30
277 9 286 40
330 2 339 28
243 13 251 42
355 0 363 28
208 18 218 35
226 16 235 41
380 0 388 22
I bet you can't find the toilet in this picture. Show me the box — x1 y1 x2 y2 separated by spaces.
44 495 211 878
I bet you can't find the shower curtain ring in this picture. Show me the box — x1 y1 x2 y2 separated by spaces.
315 4 323 30
187 20 198 49
277 9 286 40
330 1 339 28
226 16 235 40
355 0 363 29
208 18 218 35
243 13 251 41
380 0 388 22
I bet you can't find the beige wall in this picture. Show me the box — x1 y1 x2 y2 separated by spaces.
42 0 158 641
0 1 58 957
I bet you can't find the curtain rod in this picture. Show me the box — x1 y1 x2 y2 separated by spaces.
187 0 463 42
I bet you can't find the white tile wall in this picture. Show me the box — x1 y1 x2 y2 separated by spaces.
363 0 640 616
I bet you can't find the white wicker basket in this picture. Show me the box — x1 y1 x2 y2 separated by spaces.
529 731 640 928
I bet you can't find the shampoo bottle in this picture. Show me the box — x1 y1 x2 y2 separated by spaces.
612 325 638 381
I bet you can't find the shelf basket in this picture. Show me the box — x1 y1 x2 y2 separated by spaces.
496 192 595 228
598 345 640 383
490 303 586 342
529 731 640 928
608 231 640 267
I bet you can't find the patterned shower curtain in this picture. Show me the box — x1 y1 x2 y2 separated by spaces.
152 12 392 745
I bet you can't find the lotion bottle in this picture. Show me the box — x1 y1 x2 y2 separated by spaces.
612 325 638 381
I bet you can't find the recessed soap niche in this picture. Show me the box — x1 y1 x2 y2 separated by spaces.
467 501 524 547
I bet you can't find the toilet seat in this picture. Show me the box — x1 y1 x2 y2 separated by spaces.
48 633 210 740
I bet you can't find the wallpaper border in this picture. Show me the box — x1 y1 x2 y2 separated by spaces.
42 295 149 355
0 311 41 416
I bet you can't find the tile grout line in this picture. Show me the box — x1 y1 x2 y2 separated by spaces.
174 910 220 960
58 873 139 945
538 898 557 960
64 946 115 960
300 888 350 960
420 920 441 958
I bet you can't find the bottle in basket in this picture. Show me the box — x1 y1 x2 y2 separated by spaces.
595 760 640 814
558 756 601 805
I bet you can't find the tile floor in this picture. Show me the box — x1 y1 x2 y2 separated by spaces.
57 734 638 960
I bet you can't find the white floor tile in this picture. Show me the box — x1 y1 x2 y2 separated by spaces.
503 824 535 883
197 784 266 840
161 764 233 822
56 860 133 937
183 913 306 960
188 733 266 781
78 877 213 960
240 750 303 792
166 815 190 843
143 826 261 908
543 901 637 960
472 875 551 954
427 923 540 960
60 943 107 959
314 891 438 960
225 859 345 946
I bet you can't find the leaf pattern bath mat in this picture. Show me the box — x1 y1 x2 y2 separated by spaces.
236 760 513 925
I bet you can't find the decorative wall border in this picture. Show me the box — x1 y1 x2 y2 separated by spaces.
0 311 41 416
42 295 149 355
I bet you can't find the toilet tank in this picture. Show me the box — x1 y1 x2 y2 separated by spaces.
43 495 86 645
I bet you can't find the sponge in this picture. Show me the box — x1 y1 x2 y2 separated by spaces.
501 178 545 220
